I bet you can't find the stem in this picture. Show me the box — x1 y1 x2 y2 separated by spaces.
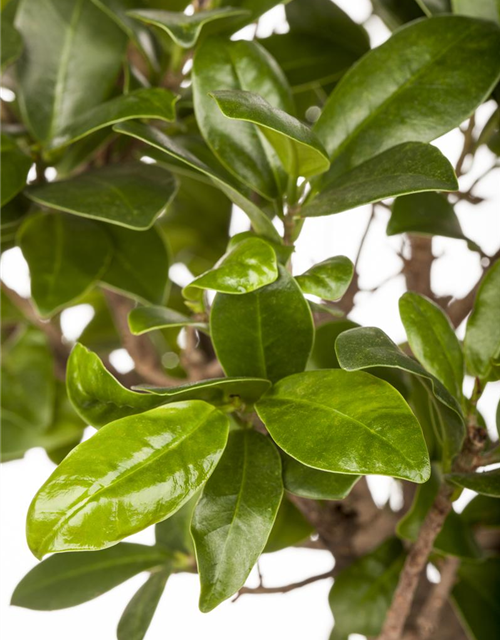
233 568 335 600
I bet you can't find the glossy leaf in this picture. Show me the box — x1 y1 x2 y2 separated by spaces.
1 19 22 70
282 453 359 500
296 256 353 301
256 370 431 483
314 16 500 178
27 401 229 558
1 134 32 206
263 496 314 553
15 0 126 144
448 469 500 497
117 568 170 640
452 0 500 23
183 237 278 300
19 212 112 317
27 162 177 230
49 88 178 150
192 37 293 199
301 142 458 218
211 90 329 178
399 292 464 400
114 122 282 243
211 266 314 383
464 260 500 380
129 306 208 335
191 430 283 612
11 543 167 610
128 7 249 48
462 494 500 528
155 494 199 556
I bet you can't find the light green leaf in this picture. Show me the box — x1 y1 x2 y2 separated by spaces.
464 260 500 380
256 369 431 483
263 496 314 553
1 18 23 70
192 37 293 199
452 0 500 23
11 543 167 610
192 430 283 612
27 162 178 230
117 568 170 640
314 16 500 179
282 452 359 500
128 7 249 48
15 0 127 144
114 122 282 243
296 256 353 301
19 212 112 317
211 90 329 178
27 401 229 558
448 469 500 497
211 266 314 383
329 537 406 638
48 88 178 150
301 142 458 218
399 292 464 401
129 306 208 335
1 134 32 206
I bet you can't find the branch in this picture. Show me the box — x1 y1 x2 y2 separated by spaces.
233 568 335 600
403 235 434 299
455 115 476 177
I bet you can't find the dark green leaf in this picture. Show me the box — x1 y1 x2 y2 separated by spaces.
302 142 458 218
452 0 500 23
11 543 167 610
1 134 32 206
296 256 353 301
211 266 314 383
192 430 283 612
282 452 359 500
27 401 229 558
448 469 500 497
155 494 199 556
27 162 178 230
372 0 425 30
1 18 22 70
15 0 127 144
256 369 431 483
462 494 500 527
308 320 359 370
329 537 406 638
129 307 208 335
263 496 313 553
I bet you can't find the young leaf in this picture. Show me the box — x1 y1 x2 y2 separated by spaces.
399 292 464 401
27 162 178 230
329 538 406 638
464 260 500 380
19 212 112 317
301 142 458 218
452 0 500 23
1 19 22 70
191 430 283 612
448 469 500 497
129 307 208 335
27 401 229 558
296 256 353 301
11 543 167 610
256 370 431 483
1 134 32 206
282 453 360 501
211 266 314 383
15 0 127 144
192 37 293 199
117 568 170 640
211 90 330 178
263 497 314 553
314 16 500 177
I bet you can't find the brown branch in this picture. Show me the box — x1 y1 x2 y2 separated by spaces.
403 235 434 299
233 568 335 600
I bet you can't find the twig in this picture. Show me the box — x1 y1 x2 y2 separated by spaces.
233 568 335 601
455 115 476 178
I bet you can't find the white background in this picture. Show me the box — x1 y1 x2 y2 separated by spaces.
1 1 499 639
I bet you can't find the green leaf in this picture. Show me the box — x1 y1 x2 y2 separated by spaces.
452 0 500 23
19 212 112 317
448 469 500 497
155 494 198 556
296 256 353 301
117 568 170 640
329 537 406 638
27 401 229 558
452 559 500 640
15 0 127 144
211 90 330 178
191 430 283 612
308 320 359 370
192 37 293 199
183 237 278 301
101 224 170 304
211 266 314 383
282 452 359 500
216 0 292 32
1 18 22 70
301 142 458 218
129 307 208 335
27 162 178 230
263 496 314 553
399 292 464 401
371 0 425 31
335 326 465 466
256 369 431 483
397 465 481 558
128 7 249 48
114 122 282 243
462 494 500 528
416 0 453 15
48 88 178 150
314 16 500 180
1 134 32 206
464 260 500 380
11 543 167 610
